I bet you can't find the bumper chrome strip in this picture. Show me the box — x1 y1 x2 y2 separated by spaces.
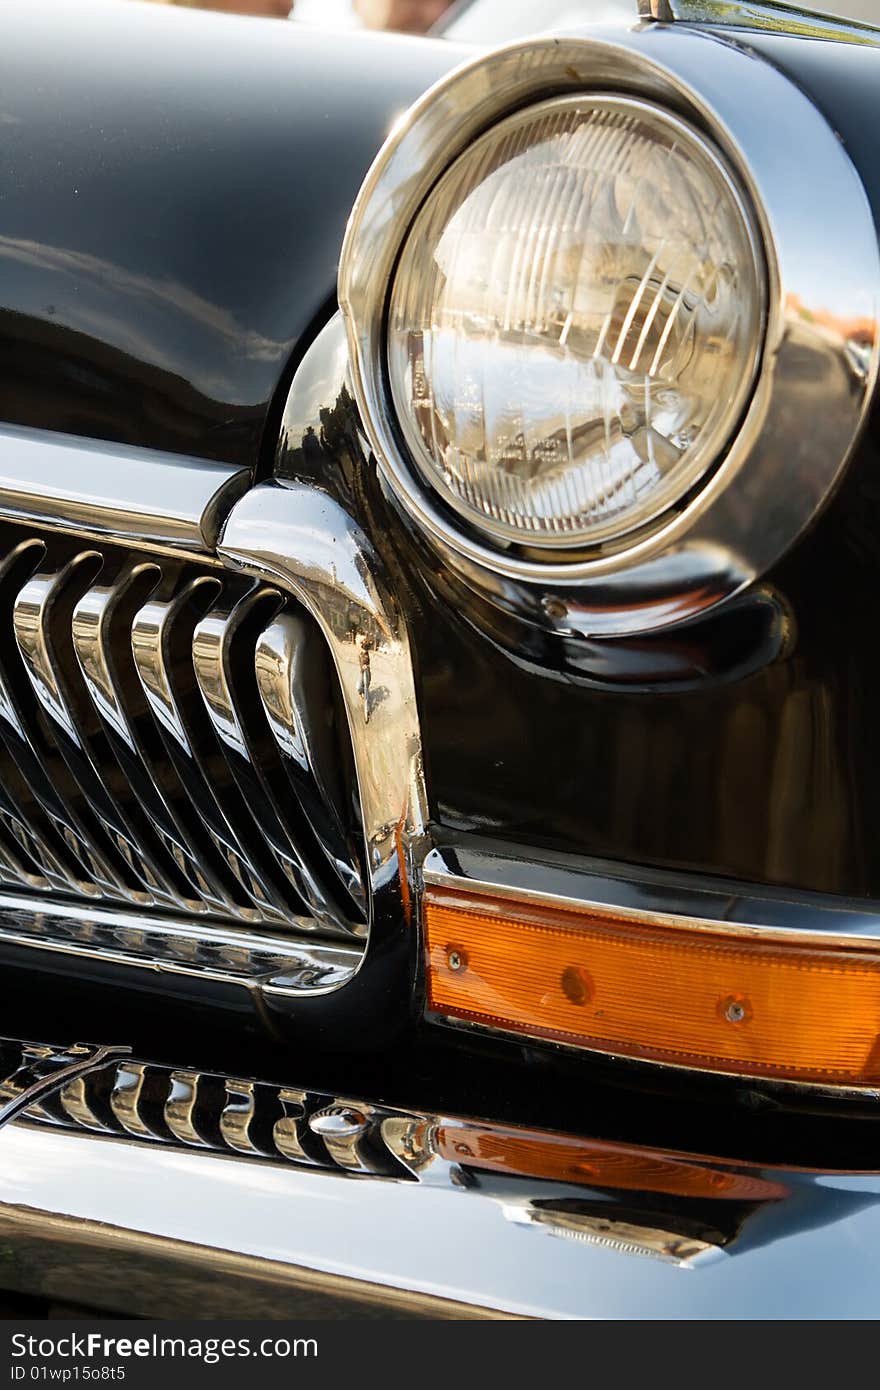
2 1037 880 1318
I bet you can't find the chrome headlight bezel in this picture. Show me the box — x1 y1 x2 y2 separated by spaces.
339 25 880 637
386 91 767 556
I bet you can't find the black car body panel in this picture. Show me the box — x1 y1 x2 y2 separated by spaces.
0 2 464 470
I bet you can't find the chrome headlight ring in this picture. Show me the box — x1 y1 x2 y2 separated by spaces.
339 24 880 638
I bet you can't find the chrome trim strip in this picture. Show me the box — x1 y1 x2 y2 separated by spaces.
60 1075 110 1132
0 542 87 895
642 0 880 44
0 890 360 996
130 580 281 924
0 425 250 554
12 557 153 903
309 1103 389 1175
192 590 359 935
72 567 225 917
255 613 366 913
339 26 880 637
110 1063 164 1141
164 1071 215 1149
130 572 366 938
15 558 186 907
274 1087 320 1166
423 843 880 948
191 589 314 922
220 1079 267 1156
0 542 126 902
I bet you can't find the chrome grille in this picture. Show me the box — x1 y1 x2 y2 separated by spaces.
0 525 365 937
5 1043 410 1179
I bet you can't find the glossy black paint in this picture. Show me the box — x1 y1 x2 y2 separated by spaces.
277 327 880 908
277 29 880 906
0 0 463 471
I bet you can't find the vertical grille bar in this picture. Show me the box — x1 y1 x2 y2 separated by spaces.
2 552 142 901
73 567 234 917
131 582 302 925
13 556 189 905
0 525 365 938
193 590 364 935
255 614 366 914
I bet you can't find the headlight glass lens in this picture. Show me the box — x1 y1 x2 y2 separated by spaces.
387 95 764 551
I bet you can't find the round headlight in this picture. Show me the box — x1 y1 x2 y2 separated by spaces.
387 95 764 551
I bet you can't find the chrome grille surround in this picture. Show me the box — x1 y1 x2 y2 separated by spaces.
0 890 360 995
0 422 428 1012
0 519 367 943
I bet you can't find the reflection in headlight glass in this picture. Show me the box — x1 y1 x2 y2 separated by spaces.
388 96 764 550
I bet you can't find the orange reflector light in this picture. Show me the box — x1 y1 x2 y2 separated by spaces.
424 887 880 1086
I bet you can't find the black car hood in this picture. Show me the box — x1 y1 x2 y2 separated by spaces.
0 0 465 472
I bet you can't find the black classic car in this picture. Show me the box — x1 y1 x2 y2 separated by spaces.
0 0 879 1322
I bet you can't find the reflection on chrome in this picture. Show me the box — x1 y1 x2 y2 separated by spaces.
220 480 428 993
0 1041 130 1128
0 423 251 553
648 0 880 45
8 1032 880 1293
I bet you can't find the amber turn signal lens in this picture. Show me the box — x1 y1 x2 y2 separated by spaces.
424 888 880 1086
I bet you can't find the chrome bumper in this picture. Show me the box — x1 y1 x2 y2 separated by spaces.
1 1047 880 1319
